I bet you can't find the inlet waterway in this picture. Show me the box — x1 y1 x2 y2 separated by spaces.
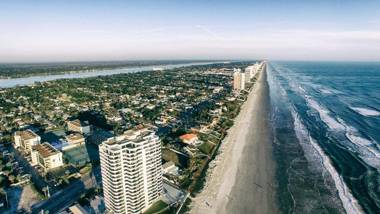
0 62 217 88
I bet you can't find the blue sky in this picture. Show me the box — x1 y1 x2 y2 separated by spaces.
1 0 380 62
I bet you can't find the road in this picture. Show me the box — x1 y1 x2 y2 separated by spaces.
9 147 47 188
31 166 101 214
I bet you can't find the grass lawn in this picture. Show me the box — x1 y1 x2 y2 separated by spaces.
143 200 169 214
198 141 215 155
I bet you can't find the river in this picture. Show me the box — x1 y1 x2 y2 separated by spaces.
0 62 217 88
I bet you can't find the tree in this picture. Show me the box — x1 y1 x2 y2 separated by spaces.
8 175 16 183
3 170 10 177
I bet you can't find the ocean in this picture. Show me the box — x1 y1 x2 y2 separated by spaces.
268 62 380 214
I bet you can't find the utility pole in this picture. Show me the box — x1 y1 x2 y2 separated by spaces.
5 191 8 208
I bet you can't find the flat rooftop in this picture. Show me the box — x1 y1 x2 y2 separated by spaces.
66 133 85 143
15 129 39 140
68 119 89 127
104 127 153 145
33 143 60 158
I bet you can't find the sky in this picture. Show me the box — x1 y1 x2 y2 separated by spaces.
1 0 380 62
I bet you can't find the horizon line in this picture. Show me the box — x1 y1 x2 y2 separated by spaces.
1 58 380 64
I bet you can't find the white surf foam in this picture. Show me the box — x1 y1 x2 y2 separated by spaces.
309 137 364 214
320 88 333 95
274 68 346 132
350 107 380 117
306 97 346 131
291 111 364 214
298 86 306 93
337 118 380 168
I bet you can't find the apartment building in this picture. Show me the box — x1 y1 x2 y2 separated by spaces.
63 133 86 150
31 143 64 171
99 127 162 214
67 119 91 135
14 129 41 154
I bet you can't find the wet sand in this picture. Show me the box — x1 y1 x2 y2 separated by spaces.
191 65 278 214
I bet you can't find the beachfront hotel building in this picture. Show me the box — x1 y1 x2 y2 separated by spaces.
14 129 41 154
233 70 245 91
99 127 163 214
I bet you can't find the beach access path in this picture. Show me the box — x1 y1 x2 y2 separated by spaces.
190 65 278 214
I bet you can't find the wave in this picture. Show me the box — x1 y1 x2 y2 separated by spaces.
337 118 380 169
320 88 333 94
350 107 380 117
276 64 380 169
304 93 380 170
308 137 364 214
305 97 346 131
271 65 346 132
291 110 364 214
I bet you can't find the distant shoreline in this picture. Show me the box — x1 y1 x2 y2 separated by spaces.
0 60 218 80
0 61 220 89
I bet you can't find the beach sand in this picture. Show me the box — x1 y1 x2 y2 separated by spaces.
190 66 278 214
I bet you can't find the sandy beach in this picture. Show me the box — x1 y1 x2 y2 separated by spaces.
190 65 278 214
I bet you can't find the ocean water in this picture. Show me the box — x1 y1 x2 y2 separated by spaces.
268 62 380 214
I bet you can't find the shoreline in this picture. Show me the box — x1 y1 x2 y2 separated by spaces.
190 65 278 213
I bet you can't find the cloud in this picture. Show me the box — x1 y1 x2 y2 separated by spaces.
1 24 380 62
194 25 224 40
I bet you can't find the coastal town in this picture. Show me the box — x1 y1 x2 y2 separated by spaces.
0 61 265 214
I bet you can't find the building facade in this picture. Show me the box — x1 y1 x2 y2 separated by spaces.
233 71 245 91
99 128 162 214
31 143 64 171
14 130 41 154
67 119 91 135
245 63 259 81
63 133 86 150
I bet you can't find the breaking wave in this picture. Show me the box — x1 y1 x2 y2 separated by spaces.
350 107 380 117
338 118 380 169
305 97 345 131
291 110 364 214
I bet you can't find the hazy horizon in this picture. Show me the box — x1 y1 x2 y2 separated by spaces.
1 0 380 63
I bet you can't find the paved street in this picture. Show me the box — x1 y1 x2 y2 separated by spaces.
31 166 101 213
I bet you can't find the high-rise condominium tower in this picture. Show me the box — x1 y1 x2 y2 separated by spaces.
99 127 162 214
233 70 245 91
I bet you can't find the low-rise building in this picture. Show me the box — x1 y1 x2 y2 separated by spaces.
67 119 91 135
63 133 86 150
179 133 198 145
163 161 179 176
31 143 64 171
68 204 89 214
62 133 90 167
14 130 41 154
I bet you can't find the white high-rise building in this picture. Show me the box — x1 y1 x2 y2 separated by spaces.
99 127 162 214
245 63 259 81
245 70 251 83
233 71 245 91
